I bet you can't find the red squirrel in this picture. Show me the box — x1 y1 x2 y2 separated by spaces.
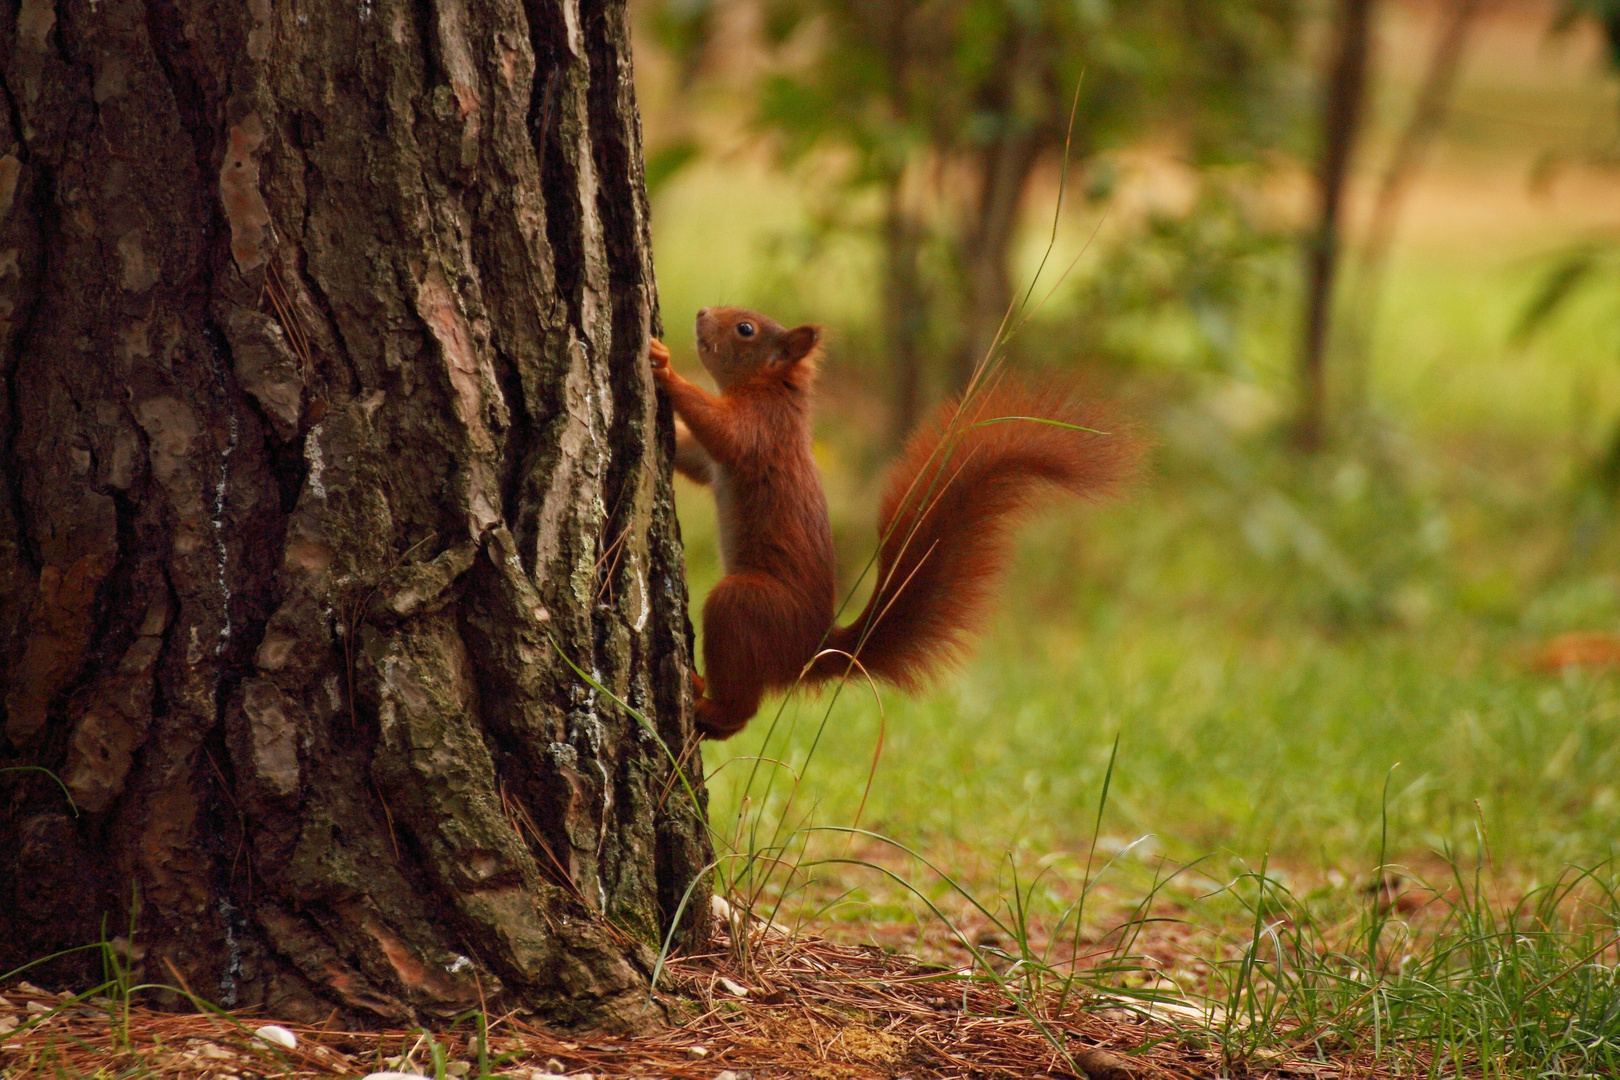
650 306 1138 739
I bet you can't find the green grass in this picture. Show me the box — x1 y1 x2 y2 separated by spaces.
687 472 1620 872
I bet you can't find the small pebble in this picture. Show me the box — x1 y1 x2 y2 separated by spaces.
360 1073 426 1080
253 1025 298 1050
0 1016 19 1034
444 1063 470 1078
25 1002 51 1015
715 1071 751 1080
718 977 748 997
685 1045 709 1059
543 1058 567 1075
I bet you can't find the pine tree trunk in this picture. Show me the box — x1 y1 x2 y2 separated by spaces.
0 0 709 1032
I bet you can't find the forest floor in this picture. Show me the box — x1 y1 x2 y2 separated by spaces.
4 849 1610 1080
0 909 1411 1080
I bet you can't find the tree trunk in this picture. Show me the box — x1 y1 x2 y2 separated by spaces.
872 0 926 445
0 0 709 1033
1342 0 1478 412
883 175 926 445
1297 0 1374 450
954 131 1040 390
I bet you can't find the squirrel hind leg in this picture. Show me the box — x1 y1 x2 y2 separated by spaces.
694 572 813 739
686 670 744 739
695 695 756 740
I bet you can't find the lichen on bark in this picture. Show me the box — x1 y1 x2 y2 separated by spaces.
0 0 708 1031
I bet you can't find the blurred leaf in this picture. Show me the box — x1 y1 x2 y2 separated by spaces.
1513 247 1602 345
646 0 718 75
645 139 702 195
760 0 812 44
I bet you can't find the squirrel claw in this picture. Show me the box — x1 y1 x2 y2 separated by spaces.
648 337 671 370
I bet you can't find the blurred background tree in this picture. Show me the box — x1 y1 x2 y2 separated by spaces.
645 0 1301 443
1298 0 1375 450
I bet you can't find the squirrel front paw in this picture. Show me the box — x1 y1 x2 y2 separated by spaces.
649 337 671 370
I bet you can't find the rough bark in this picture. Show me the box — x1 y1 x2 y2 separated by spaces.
1296 0 1374 450
0 0 709 1032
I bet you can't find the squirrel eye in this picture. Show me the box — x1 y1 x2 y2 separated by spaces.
736 322 756 338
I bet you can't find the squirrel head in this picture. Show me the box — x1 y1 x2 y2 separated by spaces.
694 306 820 392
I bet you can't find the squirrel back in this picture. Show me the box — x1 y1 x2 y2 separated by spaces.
813 379 1140 691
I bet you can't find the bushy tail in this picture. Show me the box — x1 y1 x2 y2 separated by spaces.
813 379 1141 691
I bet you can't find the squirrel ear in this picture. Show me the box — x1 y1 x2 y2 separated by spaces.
777 324 820 364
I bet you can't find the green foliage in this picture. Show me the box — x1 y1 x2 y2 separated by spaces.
644 138 703 195
746 0 1302 172
699 634 1620 1075
1042 176 1295 374
643 0 721 82
1513 242 1618 346
1196 855 1620 1075
639 0 1305 406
